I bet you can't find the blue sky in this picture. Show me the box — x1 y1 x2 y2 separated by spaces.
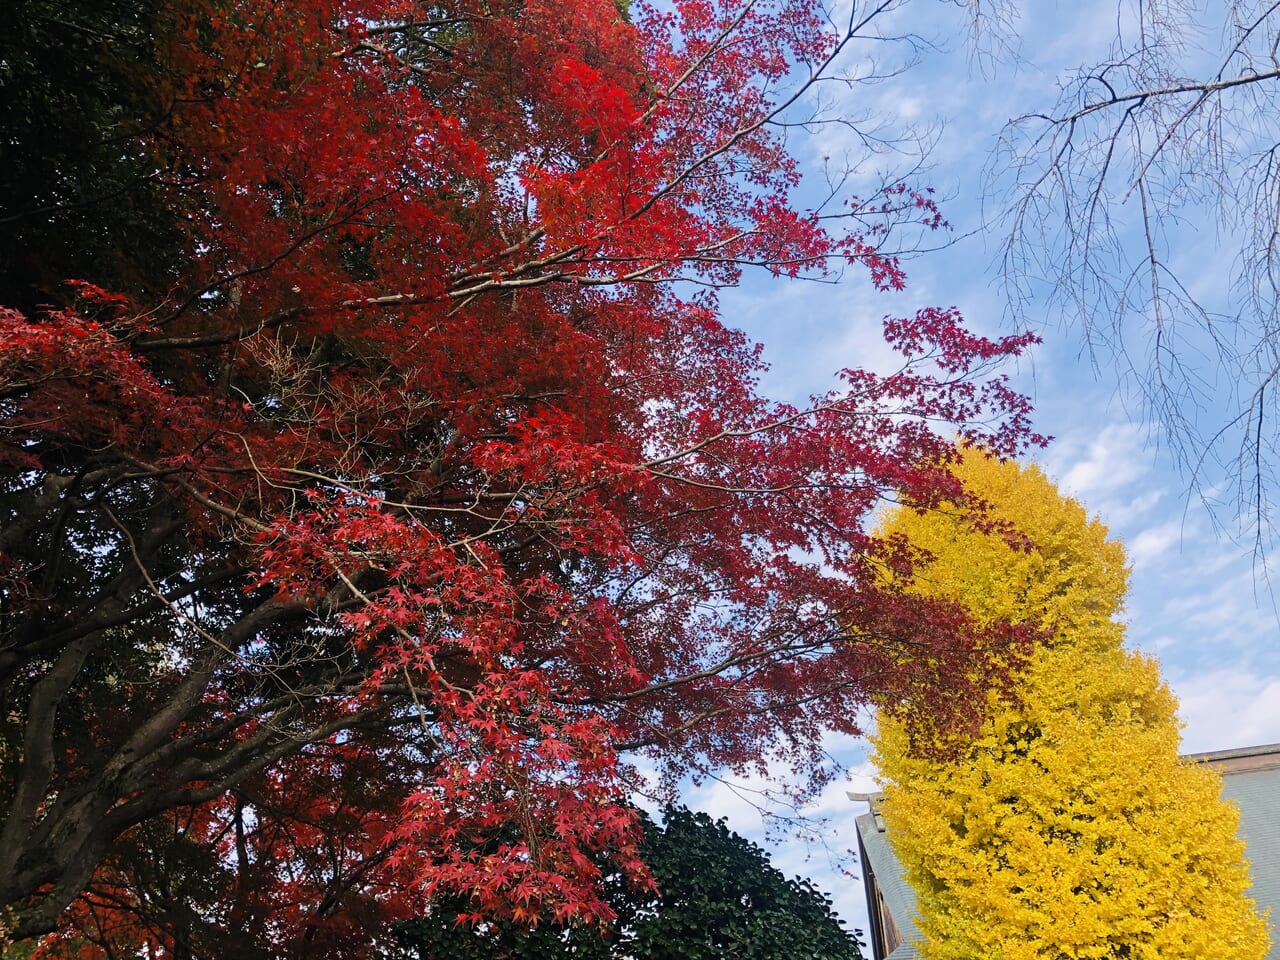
666 0 1280 941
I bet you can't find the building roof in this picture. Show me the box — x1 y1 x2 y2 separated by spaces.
852 742 1280 960
1187 741 1280 773
855 802 924 959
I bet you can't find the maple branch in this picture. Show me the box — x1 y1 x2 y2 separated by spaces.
636 0 759 129
133 306 309 352
350 0 912 308
158 191 391 329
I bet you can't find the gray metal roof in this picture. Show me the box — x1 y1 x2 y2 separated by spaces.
855 809 924 959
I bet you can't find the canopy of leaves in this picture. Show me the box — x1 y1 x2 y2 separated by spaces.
389 806 863 960
0 0 188 313
872 455 1270 960
2 0 1042 951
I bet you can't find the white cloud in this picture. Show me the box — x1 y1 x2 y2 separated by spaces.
1160 563 1276 644
1053 422 1150 504
1169 666 1280 754
1126 519 1184 567
721 272 916 407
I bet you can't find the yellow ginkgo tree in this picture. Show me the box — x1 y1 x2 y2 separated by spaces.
871 454 1270 960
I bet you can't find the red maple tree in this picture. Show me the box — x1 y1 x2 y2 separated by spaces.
1 0 1041 954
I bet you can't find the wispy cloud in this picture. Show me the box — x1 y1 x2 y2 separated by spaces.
1052 422 1151 504
1169 666 1280 753
1126 519 1184 567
